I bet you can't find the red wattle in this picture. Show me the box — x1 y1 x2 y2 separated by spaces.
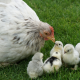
44 38 48 40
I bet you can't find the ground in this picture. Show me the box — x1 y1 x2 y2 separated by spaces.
0 0 80 80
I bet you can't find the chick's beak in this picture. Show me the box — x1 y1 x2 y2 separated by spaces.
55 43 58 46
64 52 66 54
47 35 55 42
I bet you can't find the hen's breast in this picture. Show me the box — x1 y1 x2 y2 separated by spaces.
0 26 45 63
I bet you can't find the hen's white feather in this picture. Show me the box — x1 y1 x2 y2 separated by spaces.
0 0 11 4
0 0 44 64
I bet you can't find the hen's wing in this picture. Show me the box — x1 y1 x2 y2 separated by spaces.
0 0 41 63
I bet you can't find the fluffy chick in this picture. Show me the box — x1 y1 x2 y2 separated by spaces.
43 52 62 73
27 52 43 79
75 43 80 57
63 44 80 70
50 41 64 60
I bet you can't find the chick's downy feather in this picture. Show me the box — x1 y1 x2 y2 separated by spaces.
27 52 43 79
43 52 62 73
0 0 55 64
63 44 80 70
50 41 64 60
75 43 80 57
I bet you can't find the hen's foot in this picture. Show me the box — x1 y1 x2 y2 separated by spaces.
0 63 10 67
0 63 17 67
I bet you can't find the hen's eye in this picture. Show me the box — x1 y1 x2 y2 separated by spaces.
59 44 61 45
45 33 48 35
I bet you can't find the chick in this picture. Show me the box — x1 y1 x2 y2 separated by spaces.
63 44 80 70
75 43 80 57
27 52 43 79
50 41 64 60
43 52 62 73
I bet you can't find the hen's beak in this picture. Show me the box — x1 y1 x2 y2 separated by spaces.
47 36 55 42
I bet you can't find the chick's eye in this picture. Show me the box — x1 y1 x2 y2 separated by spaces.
56 52 58 54
59 44 61 45
67 50 69 52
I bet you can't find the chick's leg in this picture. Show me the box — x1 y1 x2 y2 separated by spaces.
74 65 78 70
54 65 59 72
71 65 78 70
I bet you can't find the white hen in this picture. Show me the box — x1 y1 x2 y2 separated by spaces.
0 0 55 66
63 44 80 70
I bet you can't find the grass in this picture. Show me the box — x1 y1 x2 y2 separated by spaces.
0 0 80 80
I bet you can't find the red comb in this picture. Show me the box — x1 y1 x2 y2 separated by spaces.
50 26 54 32
50 26 54 36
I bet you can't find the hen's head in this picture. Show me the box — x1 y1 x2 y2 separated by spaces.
39 22 55 42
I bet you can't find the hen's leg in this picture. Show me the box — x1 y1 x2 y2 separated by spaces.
0 63 10 67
